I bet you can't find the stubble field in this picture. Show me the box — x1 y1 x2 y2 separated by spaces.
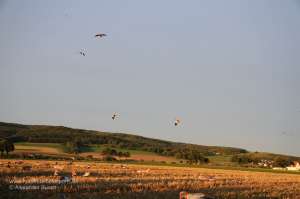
0 159 300 199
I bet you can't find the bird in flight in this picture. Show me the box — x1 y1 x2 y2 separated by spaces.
79 51 86 56
174 118 181 126
112 113 118 120
95 33 107 38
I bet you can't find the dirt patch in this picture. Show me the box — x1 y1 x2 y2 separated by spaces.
14 145 62 155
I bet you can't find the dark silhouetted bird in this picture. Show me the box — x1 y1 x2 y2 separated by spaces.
79 51 86 56
112 113 118 120
174 118 181 126
95 33 107 38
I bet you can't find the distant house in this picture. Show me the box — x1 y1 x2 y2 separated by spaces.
258 159 274 168
286 161 300 171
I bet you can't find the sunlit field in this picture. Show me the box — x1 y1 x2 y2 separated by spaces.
1 159 300 199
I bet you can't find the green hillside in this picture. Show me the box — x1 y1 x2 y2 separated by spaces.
0 121 247 161
2 121 299 166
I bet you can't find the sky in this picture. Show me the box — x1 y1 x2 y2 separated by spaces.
0 0 299 156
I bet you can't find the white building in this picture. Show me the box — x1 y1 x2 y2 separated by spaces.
286 161 300 171
272 167 286 171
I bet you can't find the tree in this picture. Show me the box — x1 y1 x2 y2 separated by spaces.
123 151 131 157
110 149 117 156
0 139 5 156
118 151 123 157
274 157 292 167
0 140 15 155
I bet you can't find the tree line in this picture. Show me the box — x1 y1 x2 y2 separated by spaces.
231 153 299 167
101 147 131 157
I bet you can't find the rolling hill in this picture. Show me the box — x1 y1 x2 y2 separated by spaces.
0 121 246 155
1 121 299 166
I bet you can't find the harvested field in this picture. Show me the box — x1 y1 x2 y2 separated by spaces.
13 143 65 155
14 145 62 155
0 159 300 199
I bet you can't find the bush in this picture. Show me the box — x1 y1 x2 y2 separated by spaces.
103 155 117 161
0 139 15 156
102 147 130 157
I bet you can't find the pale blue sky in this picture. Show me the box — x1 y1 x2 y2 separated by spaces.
0 0 299 156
